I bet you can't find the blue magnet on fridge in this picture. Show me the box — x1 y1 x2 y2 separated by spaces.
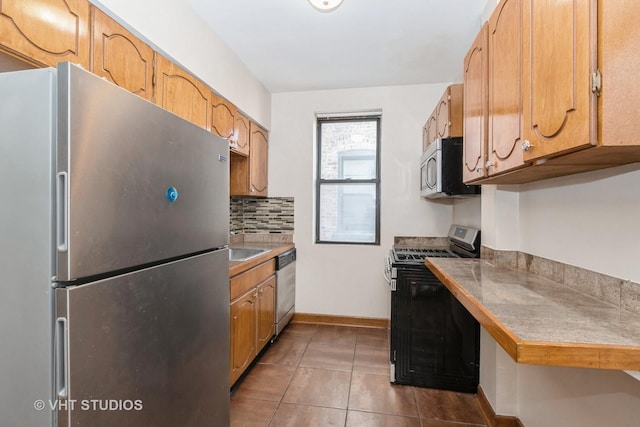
166 187 179 202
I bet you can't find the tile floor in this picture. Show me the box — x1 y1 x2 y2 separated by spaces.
230 323 487 427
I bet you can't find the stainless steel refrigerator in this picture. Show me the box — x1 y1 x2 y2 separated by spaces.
0 63 230 426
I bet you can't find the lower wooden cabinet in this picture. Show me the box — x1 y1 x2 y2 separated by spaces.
229 260 276 386
256 276 276 352
230 287 257 385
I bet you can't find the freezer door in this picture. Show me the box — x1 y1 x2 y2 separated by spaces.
56 63 229 281
55 249 229 426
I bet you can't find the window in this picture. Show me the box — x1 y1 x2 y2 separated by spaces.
315 115 381 244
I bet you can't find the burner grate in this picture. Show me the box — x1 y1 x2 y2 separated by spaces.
392 247 458 263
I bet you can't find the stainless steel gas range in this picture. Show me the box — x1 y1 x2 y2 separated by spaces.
384 225 481 393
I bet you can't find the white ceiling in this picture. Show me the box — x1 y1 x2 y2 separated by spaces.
188 0 486 93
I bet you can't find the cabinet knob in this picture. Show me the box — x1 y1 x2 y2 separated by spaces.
522 140 533 152
485 160 495 170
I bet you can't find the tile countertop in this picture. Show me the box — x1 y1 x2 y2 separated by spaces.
425 258 640 371
229 242 295 277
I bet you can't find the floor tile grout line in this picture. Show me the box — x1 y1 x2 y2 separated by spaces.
342 336 359 427
265 333 312 427
411 386 425 427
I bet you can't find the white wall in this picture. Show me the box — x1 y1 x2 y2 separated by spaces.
518 164 640 282
470 146 640 426
92 0 271 127
270 84 456 318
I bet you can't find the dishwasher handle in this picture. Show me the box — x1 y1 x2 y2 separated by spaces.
276 248 296 270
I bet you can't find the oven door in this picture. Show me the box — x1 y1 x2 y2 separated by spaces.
420 141 442 198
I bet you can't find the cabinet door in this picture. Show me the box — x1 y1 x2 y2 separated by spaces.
423 114 436 151
521 0 595 161
599 0 640 149
0 0 90 69
91 7 154 101
462 24 489 182
256 275 275 353
249 122 269 197
231 110 250 157
487 0 525 175
211 91 237 142
435 85 464 139
230 288 256 386
155 54 210 129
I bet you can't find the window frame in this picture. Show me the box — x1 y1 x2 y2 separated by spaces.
315 115 381 245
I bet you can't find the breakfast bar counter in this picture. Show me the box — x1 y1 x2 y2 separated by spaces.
425 258 640 371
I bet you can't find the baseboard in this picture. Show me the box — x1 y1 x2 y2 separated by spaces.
477 385 524 427
291 313 389 329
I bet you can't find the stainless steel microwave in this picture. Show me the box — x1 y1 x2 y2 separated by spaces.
420 137 480 199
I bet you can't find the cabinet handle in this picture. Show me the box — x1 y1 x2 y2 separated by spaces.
522 140 533 152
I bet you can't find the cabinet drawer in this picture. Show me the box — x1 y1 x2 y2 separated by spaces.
230 258 275 301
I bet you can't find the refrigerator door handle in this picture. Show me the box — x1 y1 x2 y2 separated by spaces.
56 172 68 252
55 317 68 398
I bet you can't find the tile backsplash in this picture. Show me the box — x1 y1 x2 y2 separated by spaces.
482 246 640 317
230 196 294 236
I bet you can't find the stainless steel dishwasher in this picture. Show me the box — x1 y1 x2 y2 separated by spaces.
275 248 296 336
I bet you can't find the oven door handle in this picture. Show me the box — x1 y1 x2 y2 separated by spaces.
383 257 391 284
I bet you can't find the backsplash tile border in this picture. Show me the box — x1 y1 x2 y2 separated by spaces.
482 246 640 316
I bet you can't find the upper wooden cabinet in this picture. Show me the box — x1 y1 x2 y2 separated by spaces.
422 115 437 151
211 91 237 139
249 122 269 197
435 84 463 140
233 112 250 157
464 0 640 185
521 0 594 161
91 7 154 101
0 0 90 69
422 84 463 152
230 120 268 197
154 54 210 129
462 24 488 183
486 0 525 176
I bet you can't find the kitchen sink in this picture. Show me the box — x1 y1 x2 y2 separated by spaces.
229 247 268 262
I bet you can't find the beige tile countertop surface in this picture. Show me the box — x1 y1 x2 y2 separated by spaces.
425 258 640 371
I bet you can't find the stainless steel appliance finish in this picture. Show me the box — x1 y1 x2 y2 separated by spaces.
0 67 56 427
0 64 230 426
390 225 481 266
55 64 229 282
275 248 296 336
55 251 229 426
420 137 480 199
